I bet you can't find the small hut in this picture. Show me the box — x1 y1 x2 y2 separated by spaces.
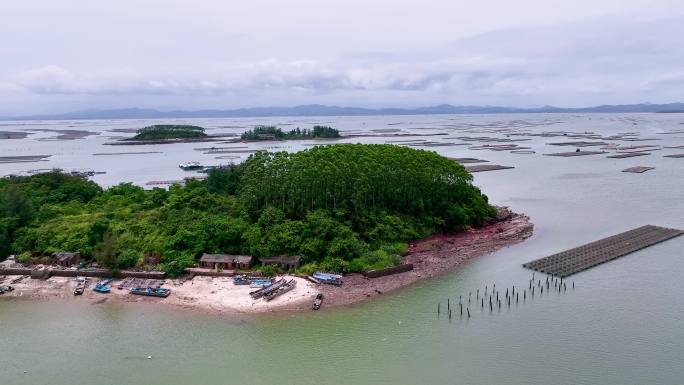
51 252 80 267
260 255 302 270
233 255 255 270
199 254 254 270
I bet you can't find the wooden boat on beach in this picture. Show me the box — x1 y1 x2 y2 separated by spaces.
312 271 343 286
250 278 285 299
264 279 296 301
93 278 113 293
0 285 14 294
233 275 251 285
74 277 88 295
131 287 170 297
312 293 323 310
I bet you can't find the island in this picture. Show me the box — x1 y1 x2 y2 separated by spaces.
241 125 340 141
104 124 235 145
0 144 531 312
128 124 208 140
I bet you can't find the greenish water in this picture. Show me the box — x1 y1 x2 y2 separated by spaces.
2 113 684 385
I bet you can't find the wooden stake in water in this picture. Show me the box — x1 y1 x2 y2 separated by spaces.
438 303 440 314
467 308 471 319
447 298 450 311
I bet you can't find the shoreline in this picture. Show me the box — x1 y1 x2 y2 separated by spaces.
0 211 533 315
319 210 533 308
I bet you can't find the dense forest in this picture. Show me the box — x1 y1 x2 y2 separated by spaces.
0 144 495 276
241 125 340 141
129 125 207 140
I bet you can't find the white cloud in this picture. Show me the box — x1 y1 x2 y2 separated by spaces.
1 0 684 114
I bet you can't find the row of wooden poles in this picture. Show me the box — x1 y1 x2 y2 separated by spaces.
437 272 575 320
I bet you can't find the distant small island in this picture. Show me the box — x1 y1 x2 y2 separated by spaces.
128 125 208 141
241 125 340 141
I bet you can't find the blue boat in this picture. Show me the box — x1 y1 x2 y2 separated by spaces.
249 279 273 288
233 275 251 285
312 272 343 286
131 287 170 298
93 278 113 293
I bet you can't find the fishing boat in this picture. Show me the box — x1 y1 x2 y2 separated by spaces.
74 277 88 295
312 293 323 310
130 286 171 298
232 275 251 285
93 278 113 293
179 161 203 170
312 271 343 286
249 278 273 288
0 285 14 294
264 279 296 301
250 278 285 299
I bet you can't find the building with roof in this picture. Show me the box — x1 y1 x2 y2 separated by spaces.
51 252 81 267
198 254 254 270
260 255 302 270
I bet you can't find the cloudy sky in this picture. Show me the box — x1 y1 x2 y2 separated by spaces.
1 0 684 115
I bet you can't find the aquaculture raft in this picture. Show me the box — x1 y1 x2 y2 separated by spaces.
465 164 514 173
523 225 684 278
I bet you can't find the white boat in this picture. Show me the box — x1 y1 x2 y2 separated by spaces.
179 161 203 170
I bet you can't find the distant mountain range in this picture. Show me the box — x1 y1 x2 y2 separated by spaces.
5 103 684 120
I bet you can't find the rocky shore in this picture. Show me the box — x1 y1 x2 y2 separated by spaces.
319 209 533 308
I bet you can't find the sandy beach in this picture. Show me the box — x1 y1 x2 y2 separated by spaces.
1 275 317 314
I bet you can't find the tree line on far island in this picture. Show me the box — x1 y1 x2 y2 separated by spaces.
0 144 494 277
128 125 208 140
240 125 340 141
